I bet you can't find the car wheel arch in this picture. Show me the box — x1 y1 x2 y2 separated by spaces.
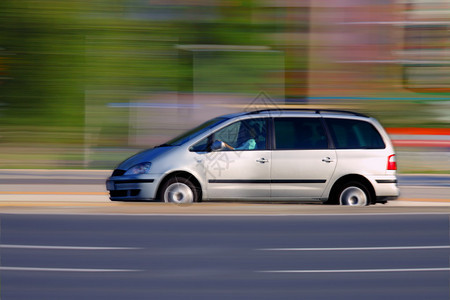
327 174 376 205
157 171 203 202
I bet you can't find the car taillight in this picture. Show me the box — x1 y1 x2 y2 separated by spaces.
387 154 397 170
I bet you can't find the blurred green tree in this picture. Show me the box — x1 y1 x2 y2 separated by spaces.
0 1 86 128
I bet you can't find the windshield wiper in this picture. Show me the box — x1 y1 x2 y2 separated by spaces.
155 143 172 148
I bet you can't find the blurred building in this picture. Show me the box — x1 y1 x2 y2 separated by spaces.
0 0 448 171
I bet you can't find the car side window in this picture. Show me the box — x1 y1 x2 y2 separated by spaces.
190 137 210 152
274 118 328 150
325 118 385 149
213 118 267 151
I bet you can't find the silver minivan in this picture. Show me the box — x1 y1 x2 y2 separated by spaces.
106 109 399 206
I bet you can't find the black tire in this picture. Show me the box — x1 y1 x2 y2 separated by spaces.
333 181 371 206
159 176 199 204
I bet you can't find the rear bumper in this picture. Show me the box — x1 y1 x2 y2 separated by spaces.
370 175 400 202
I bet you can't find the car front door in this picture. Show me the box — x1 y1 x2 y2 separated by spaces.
270 117 337 200
194 118 271 200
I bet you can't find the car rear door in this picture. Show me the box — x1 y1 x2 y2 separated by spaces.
270 116 337 200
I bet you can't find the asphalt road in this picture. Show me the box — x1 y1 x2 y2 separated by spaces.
1 214 449 299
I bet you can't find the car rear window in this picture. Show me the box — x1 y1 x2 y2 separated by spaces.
325 118 385 149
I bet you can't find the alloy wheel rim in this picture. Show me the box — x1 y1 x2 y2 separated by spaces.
164 182 194 204
339 186 367 206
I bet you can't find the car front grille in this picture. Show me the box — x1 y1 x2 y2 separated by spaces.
110 189 140 198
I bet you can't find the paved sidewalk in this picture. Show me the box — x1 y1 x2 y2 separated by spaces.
0 170 448 205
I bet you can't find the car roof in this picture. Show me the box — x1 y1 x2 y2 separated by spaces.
222 109 370 119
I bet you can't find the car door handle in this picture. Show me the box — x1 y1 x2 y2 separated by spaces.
322 157 335 163
256 158 269 164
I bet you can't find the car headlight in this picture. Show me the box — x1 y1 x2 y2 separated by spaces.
124 162 152 175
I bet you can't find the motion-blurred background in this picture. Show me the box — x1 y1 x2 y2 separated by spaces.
0 0 448 173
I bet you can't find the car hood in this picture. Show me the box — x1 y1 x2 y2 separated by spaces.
117 146 176 171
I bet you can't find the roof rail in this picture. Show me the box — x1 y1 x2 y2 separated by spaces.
245 108 368 117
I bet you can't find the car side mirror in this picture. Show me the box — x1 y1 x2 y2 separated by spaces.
211 140 225 151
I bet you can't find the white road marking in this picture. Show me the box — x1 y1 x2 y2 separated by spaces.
0 244 141 250
0 245 142 272
0 266 140 272
258 245 450 251
258 268 450 274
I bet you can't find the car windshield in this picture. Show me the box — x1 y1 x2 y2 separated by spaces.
161 117 228 146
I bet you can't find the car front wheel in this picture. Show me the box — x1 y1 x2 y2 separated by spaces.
160 176 198 204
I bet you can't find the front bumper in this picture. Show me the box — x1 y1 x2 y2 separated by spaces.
106 178 157 201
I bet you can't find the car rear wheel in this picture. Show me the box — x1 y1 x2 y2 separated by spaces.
160 176 198 204
337 182 370 206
